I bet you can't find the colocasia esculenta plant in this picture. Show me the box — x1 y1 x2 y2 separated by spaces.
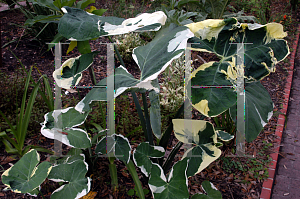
1 5 289 199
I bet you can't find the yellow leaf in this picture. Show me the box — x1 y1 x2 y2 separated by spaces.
86 6 97 13
67 41 77 55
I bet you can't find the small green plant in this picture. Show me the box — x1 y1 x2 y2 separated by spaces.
0 66 53 157
113 32 148 64
160 54 185 112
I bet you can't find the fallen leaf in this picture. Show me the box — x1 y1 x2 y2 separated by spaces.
79 191 97 199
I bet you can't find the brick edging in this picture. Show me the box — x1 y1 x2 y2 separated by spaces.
260 24 300 199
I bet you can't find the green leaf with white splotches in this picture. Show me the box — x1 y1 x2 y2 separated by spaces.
184 18 288 142
53 52 98 90
133 142 165 177
75 24 194 113
191 181 222 199
48 154 91 199
95 134 131 164
186 61 236 117
41 107 91 148
58 6 167 41
1 149 52 194
186 18 289 81
148 159 189 199
172 119 222 178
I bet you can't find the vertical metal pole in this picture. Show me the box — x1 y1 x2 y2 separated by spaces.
54 42 63 156
107 43 115 154
184 43 192 154
236 43 246 156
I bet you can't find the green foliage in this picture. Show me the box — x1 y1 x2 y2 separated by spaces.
113 32 148 64
21 0 107 48
232 0 271 24
159 53 185 113
1 7 290 198
220 142 272 181
0 66 52 157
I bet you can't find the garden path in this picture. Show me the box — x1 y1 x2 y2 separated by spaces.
0 1 28 11
271 27 300 199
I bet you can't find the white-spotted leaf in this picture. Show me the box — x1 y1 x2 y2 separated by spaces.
133 142 165 177
41 107 91 148
1 149 52 194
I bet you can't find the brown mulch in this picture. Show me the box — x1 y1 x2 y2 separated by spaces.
1 0 300 198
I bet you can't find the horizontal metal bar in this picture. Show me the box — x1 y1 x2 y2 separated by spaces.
191 86 234 88
70 86 107 88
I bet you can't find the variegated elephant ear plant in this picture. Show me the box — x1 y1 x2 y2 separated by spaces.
1 6 289 199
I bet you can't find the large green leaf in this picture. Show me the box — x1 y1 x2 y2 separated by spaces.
186 61 236 117
95 134 131 164
28 0 60 11
48 155 91 199
229 81 273 142
41 107 91 148
186 18 289 81
172 119 221 177
133 142 165 177
75 24 194 113
1 149 52 194
53 52 98 89
58 7 166 41
148 159 189 199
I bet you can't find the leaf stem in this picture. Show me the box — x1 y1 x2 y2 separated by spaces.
126 160 145 199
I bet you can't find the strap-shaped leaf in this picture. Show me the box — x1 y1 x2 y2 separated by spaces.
48 155 91 199
58 7 166 41
41 107 91 148
24 15 62 26
53 52 98 89
75 24 194 113
187 61 236 117
133 142 165 177
148 159 189 199
229 81 273 142
216 130 234 142
191 181 222 199
186 18 289 81
95 134 131 164
1 149 52 194
149 82 162 139
172 119 221 177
